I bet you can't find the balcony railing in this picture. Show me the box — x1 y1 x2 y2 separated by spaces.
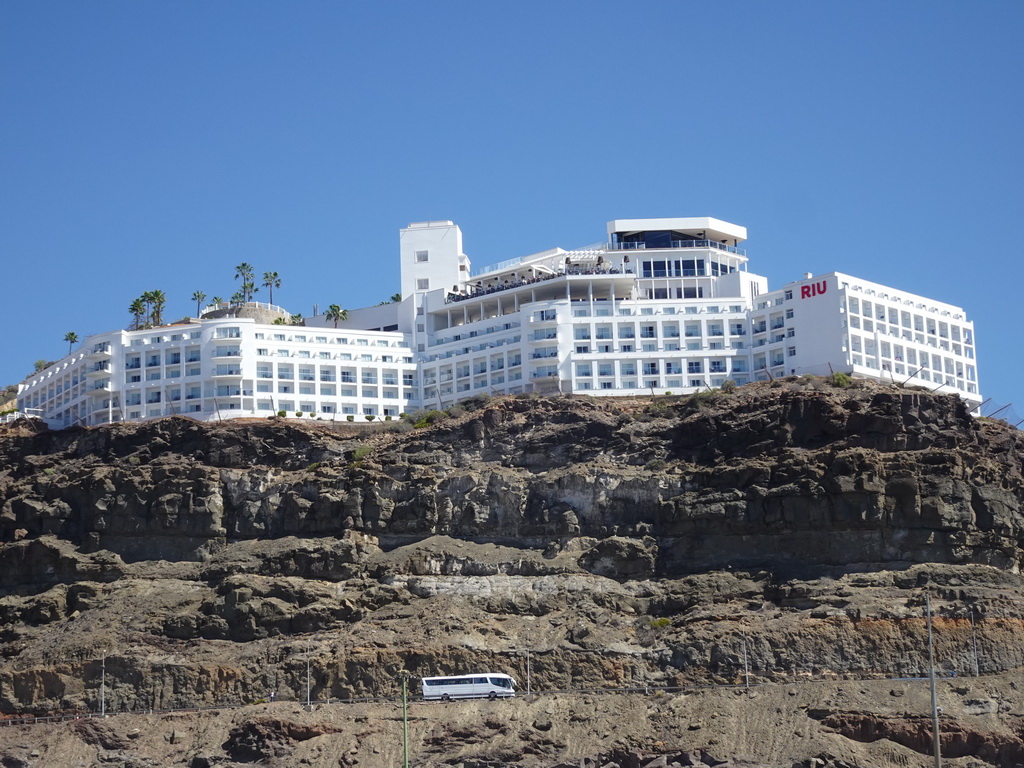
608 239 746 257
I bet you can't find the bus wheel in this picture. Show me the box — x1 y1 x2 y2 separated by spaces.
441 694 450 702
488 691 497 700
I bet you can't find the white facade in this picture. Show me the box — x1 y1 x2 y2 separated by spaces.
18 316 417 428
18 216 981 428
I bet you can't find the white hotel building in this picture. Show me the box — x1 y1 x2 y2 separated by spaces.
17 217 981 428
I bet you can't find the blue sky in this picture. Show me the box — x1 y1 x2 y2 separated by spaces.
2 1 1021 415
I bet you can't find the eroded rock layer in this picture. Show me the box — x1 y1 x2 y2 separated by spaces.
0 379 1022 767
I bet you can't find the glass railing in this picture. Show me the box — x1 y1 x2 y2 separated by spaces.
609 239 746 256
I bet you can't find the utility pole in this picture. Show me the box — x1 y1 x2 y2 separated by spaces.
969 606 980 677
401 674 410 768
306 637 312 709
100 651 106 717
926 593 942 768
742 634 750 689
512 648 532 696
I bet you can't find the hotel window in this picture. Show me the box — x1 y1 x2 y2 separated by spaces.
417 279 430 290
416 250 429 262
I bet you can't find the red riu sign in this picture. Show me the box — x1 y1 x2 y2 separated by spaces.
801 281 827 299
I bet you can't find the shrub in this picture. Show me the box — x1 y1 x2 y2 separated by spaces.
414 410 447 429
381 420 414 434
648 617 671 629
364 414 375 422
295 412 303 418
277 410 287 418
385 415 392 421
829 371 852 388
646 458 667 471
460 394 491 412
346 415 354 422
720 379 737 393
446 404 466 418
307 462 321 471
352 444 371 461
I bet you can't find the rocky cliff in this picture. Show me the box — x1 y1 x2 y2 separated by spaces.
0 378 1023 767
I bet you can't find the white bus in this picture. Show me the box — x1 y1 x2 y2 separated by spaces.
421 673 516 701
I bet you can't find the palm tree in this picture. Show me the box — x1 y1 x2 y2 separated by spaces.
230 290 246 305
272 317 288 325
63 331 78 354
262 271 281 305
140 291 155 327
211 296 223 306
391 293 402 303
289 313 304 326
325 304 348 328
192 290 206 317
235 263 255 303
150 289 167 326
129 298 146 331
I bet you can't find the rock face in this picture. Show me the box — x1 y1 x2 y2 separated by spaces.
0 378 1023 767
1 380 1021 573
